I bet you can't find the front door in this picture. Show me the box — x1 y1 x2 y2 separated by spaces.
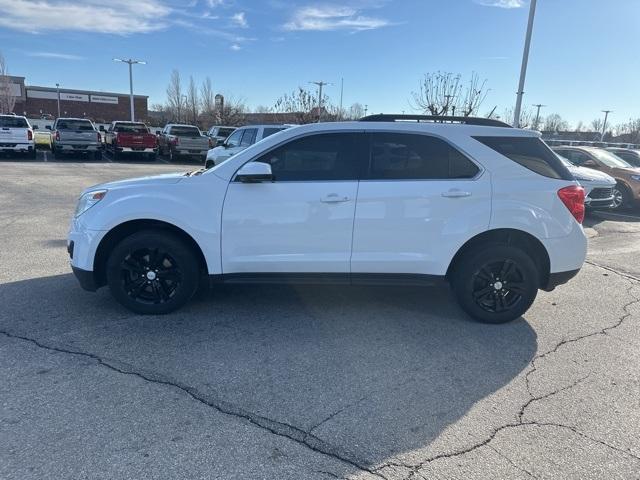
221 132 367 274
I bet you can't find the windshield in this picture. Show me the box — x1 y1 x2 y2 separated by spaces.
591 149 633 168
171 126 201 137
0 117 28 128
114 123 149 133
56 120 94 131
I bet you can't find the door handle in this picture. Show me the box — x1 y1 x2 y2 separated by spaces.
441 189 472 198
321 193 350 203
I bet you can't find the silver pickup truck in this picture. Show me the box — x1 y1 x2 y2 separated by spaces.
157 124 211 162
52 118 102 160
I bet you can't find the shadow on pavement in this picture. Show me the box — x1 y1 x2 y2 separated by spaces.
0 273 537 474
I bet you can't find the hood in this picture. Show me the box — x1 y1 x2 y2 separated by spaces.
85 172 186 193
567 165 616 184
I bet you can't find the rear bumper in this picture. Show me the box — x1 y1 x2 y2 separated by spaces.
71 265 98 292
116 147 157 154
55 143 101 152
542 269 580 291
176 149 207 156
0 143 35 152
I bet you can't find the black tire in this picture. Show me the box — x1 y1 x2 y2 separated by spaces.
28 149 37 160
168 147 176 162
611 183 632 210
450 244 539 324
112 146 118 161
92 150 102 161
106 230 200 315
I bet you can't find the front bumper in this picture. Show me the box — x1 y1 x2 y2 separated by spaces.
72 265 98 291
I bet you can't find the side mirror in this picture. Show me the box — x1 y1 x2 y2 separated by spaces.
98 125 105 131
45 125 52 130
33 125 39 130
155 130 161 135
205 158 215 169
235 162 273 183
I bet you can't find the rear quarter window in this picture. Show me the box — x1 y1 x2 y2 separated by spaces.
474 136 573 180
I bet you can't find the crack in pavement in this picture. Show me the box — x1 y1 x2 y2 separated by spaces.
0 329 388 480
378 263 640 479
487 444 539 479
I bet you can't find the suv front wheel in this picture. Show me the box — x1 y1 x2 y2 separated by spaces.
451 244 539 324
106 230 200 314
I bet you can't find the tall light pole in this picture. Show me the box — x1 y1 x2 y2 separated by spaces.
55 83 61 118
601 110 612 142
533 103 545 130
364 104 368 116
309 81 331 122
113 58 146 122
513 0 538 128
339 78 344 120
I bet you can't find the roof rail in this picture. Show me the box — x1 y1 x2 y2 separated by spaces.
359 114 512 128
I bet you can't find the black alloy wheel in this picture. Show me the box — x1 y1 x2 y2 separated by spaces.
451 244 538 323
106 230 199 314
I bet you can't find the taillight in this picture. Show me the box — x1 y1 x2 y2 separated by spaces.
113 133 118 146
208 137 214 148
55 130 60 141
97 132 101 143
557 185 585 224
171 137 179 146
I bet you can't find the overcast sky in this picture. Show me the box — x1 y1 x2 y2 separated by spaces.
1 0 638 127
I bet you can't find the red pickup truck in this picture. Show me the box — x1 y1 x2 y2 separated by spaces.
104 121 158 161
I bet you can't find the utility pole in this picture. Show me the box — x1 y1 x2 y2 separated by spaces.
55 83 61 118
113 58 146 122
364 104 368 116
533 103 545 130
339 78 344 120
310 81 331 122
601 110 612 142
513 0 537 128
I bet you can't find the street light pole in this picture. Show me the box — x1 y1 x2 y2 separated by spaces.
55 83 61 118
513 0 538 128
310 81 331 122
601 110 612 142
533 103 545 130
339 78 344 120
113 58 146 122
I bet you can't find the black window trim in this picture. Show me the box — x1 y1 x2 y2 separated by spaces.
232 129 368 183
360 130 484 182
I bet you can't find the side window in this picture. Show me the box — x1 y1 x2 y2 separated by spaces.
253 133 365 181
474 136 572 180
240 128 257 147
263 127 284 139
226 129 243 148
368 133 479 180
566 150 590 165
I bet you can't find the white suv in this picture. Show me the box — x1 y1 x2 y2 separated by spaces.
68 115 587 323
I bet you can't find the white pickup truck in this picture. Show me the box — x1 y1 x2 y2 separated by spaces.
0 115 36 159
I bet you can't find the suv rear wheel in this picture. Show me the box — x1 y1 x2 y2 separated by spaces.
106 230 200 314
451 244 539 324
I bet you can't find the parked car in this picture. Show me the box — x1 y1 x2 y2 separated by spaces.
606 147 640 168
104 121 158 161
157 124 210 162
51 118 102 160
552 146 640 209
556 155 616 208
205 124 289 166
68 115 587 324
0 114 36 158
206 126 236 147
32 126 52 150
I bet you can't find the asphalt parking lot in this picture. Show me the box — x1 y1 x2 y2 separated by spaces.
1 154 639 480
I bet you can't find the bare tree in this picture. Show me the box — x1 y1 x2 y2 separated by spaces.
254 105 274 113
166 69 183 122
590 118 604 132
411 72 488 117
543 113 569 132
200 77 215 118
273 87 328 124
218 96 246 126
575 121 585 132
613 118 640 143
0 52 16 114
502 106 536 128
186 75 199 125
348 103 365 120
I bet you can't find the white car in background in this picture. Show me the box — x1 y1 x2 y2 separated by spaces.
68 115 588 324
205 124 289 166
557 155 616 208
0 114 36 159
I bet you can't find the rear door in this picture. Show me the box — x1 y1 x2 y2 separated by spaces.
222 132 366 274
351 132 490 276
0 116 30 145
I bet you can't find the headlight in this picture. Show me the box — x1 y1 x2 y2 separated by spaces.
631 175 640 181
75 190 107 217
